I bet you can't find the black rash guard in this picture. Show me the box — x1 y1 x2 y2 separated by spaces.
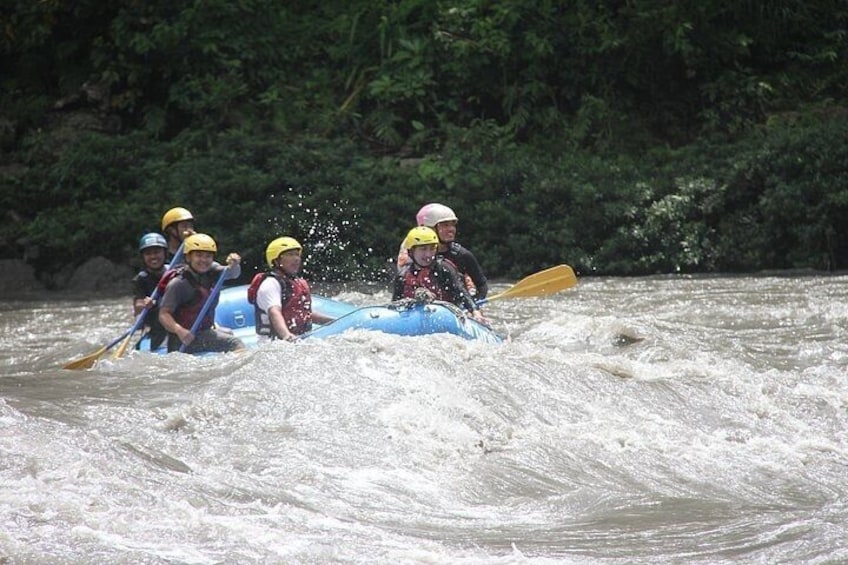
440 242 488 299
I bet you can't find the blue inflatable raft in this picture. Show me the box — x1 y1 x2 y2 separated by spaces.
302 300 502 344
140 284 502 351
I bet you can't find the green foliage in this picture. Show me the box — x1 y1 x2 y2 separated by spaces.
1 1 847 283
4 0 846 147
721 117 848 270
4 111 848 283
597 115 848 273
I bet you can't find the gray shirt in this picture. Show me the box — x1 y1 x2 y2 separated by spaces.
159 262 241 314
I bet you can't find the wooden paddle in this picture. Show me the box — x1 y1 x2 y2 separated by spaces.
477 264 577 306
178 266 229 353
63 243 184 370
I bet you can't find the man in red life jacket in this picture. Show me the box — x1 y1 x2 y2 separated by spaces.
396 203 488 299
249 236 335 342
160 206 196 264
393 226 488 325
158 233 245 353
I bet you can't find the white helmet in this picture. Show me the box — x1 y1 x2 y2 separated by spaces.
416 203 458 227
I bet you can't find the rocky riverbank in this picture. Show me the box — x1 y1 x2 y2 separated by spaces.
0 257 133 297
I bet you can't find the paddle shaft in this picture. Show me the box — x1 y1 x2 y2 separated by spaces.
113 243 186 358
102 330 133 354
126 244 186 337
178 266 229 353
63 243 186 369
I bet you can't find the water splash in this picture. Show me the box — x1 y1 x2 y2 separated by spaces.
266 188 383 284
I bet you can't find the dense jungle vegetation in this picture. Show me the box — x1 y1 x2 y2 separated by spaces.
1 1 847 285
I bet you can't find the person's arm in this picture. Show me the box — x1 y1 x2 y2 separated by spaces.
438 262 475 311
210 255 242 279
131 275 151 316
133 296 154 316
391 273 404 301
267 305 296 341
224 253 241 279
311 311 335 325
451 245 488 299
298 280 334 326
159 307 194 346
257 277 296 341
438 261 489 324
461 251 488 299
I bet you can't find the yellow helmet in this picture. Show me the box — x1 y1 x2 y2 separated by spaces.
265 236 302 267
403 226 439 249
183 233 217 254
161 207 194 231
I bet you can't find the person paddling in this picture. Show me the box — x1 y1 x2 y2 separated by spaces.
160 207 196 265
393 226 488 325
131 233 169 350
397 203 489 299
158 233 244 353
248 236 335 342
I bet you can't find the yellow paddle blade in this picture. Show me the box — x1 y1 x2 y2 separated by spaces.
63 345 109 370
487 264 577 302
112 333 133 360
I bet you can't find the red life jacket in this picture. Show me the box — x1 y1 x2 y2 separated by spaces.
400 259 456 303
398 246 476 294
251 271 313 338
159 268 214 332
156 266 182 296
283 278 313 335
246 272 266 305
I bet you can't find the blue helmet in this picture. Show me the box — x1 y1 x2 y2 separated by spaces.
139 232 167 252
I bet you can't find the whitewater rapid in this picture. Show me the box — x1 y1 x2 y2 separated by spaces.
2 274 847 564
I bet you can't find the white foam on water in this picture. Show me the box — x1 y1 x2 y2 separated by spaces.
2 275 848 563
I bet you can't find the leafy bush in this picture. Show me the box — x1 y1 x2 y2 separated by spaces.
2 2 847 283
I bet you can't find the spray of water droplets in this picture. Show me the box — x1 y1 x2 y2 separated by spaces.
266 189 382 283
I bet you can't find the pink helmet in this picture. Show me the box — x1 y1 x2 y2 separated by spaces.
416 203 458 227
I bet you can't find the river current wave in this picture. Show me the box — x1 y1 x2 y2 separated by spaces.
2 275 847 564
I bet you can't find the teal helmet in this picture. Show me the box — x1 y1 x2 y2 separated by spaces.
139 233 167 252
